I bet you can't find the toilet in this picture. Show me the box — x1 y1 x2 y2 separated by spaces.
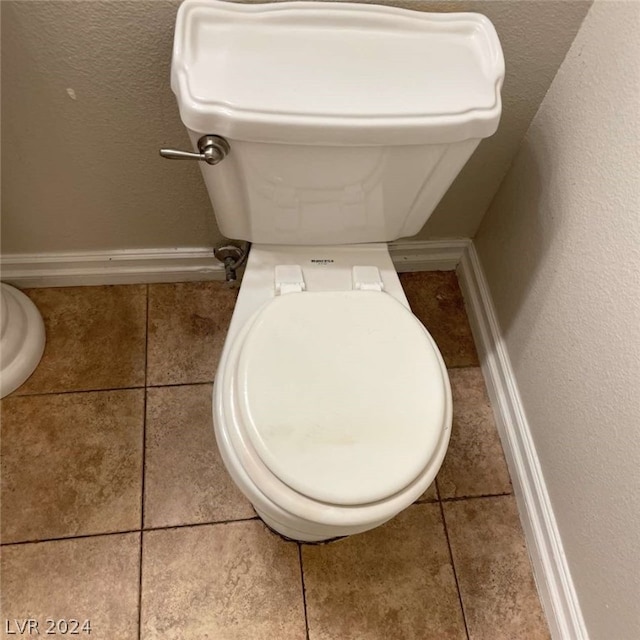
162 0 504 541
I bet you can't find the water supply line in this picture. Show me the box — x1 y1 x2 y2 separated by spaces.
214 242 250 285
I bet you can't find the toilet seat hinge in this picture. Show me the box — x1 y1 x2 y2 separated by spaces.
352 266 384 292
275 265 306 295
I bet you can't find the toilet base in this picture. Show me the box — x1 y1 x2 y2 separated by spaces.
255 506 326 542
255 507 347 545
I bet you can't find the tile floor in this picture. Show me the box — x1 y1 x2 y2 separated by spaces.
1 272 550 640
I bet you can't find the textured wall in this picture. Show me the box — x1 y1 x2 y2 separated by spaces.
1 0 590 254
475 2 640 638
1 0 217 254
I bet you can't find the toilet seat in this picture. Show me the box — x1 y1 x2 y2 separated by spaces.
230 290 448 506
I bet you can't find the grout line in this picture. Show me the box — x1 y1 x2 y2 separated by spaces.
9 380 219 401
439 492 512 504
446 363 482 370
143 516 260 534
0 499 514 549
297 543 311 640
145 380 214 389
7 385 145 399
438 493 471 640
137 532 145 640
0 517 261 549
144 283 149 390
0 528 142 547
138 284 150 640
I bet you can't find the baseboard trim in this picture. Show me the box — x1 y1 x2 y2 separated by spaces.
389 238 470 272
457 242 588 640
0 248 226 288
1 240 468 288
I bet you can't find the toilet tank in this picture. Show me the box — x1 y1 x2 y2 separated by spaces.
170 0 504 244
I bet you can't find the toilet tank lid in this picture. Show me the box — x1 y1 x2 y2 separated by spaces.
171 0 505 145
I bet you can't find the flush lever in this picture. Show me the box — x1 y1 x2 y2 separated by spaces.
160 135 230 165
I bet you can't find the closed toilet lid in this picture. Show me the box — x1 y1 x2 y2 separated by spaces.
234 290 448 505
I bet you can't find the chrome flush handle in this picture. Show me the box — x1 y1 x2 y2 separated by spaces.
159 134 230 165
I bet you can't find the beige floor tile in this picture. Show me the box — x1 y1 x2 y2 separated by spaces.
1 390 143 543
444 496 550 640
144 384 254 528
302 503 466 640
147 282 237 386
141 521 306 640
400 271 479 368
437 369 512 499
1 532 140 640
14 285 146 395
417 481 439 502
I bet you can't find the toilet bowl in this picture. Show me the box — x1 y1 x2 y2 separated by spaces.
163 0 504 540
213 245 452 541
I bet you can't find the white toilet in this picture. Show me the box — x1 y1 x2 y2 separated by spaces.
163 0 504 541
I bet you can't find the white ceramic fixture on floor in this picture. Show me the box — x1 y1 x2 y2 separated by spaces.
0 284 45 398
164 0 504 541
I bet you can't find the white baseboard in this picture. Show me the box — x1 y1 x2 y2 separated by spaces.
457 243 588 640
0 248 226 288
0 239 468 288
389 238 470 272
